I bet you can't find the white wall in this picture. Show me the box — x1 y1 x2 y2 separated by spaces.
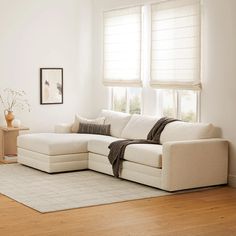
0 0 93 132
201 0 236 187
92 0 236 186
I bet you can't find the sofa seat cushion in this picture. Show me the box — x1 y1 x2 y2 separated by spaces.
124 144 162 168
88 138 162 168
88 136 123 156
17 133 114 156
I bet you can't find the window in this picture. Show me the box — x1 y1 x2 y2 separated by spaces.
112 87 142 114
104 0 201 120
179 90 198 121
150 0 201 90
157 89 199 122
112 87 126 113
103 6 142 87
157 89 177 118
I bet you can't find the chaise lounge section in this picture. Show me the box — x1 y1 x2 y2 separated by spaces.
17 110 228 191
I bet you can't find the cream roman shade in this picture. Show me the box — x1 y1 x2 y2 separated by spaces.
103 6 142 87
150 0 201 90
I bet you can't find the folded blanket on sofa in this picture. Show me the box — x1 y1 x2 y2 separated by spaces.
108 117 178 177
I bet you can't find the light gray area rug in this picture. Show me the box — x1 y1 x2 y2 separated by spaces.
0 164 170 213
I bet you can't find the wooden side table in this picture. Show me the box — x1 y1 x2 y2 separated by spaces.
0 126 29 164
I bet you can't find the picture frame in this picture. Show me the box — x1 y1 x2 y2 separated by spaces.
40 68 63 105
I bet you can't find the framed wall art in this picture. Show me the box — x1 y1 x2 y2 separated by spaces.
40 68 63 105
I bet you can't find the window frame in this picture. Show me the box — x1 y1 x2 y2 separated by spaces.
156 89 200 122
105 0 202 122
110 87 143 115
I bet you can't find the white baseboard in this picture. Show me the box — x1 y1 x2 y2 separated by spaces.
228 175 236 188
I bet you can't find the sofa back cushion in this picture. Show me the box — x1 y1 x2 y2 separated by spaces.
121 114 160 139
160 121 219 144
100 109 131 137
71 115 105 133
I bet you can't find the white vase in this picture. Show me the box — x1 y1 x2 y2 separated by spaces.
12 119 21 128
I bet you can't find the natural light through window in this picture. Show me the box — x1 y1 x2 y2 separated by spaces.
179 90 198 122
156 90 199 122
112 87 126 113
157 90 176 118
112 87 142 114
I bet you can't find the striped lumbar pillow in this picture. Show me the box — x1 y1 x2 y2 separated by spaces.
71 115 106 133
78 123 111 136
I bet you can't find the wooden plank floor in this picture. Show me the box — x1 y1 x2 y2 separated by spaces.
0 187 236 236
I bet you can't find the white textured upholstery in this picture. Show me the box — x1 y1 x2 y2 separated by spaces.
160 121 219 144
18 148 88 173
88 136 123 156
161 139 228 191
55 123 73 133
121 114 159 139
89 153 162 178
124 144 162 168
121 162 162 188
100 109 131 137
88 153 113 175
89 153 162 188
18 148 88 163
88 137 162 168
17 133 112 156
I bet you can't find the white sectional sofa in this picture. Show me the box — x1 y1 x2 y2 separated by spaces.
17 110 229 191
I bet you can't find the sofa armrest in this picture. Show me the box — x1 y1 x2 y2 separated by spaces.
161 139 228 191
55 123 73 133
